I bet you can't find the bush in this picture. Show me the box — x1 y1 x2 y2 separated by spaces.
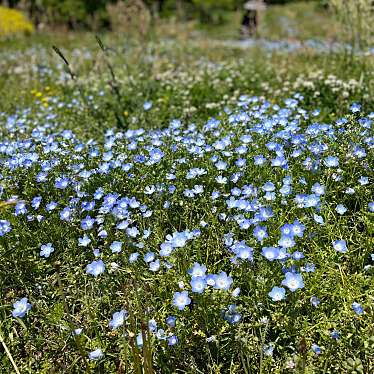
0 6 34 37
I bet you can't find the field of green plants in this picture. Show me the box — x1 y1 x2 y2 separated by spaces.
0 2 373 373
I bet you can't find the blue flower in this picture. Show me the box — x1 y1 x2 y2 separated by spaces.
278 235 295 248
109 310 128 329
150 148 164 162
313 214 324 225
40 243 54 258
310 296 320 307
12 297 32 318
144 252 155 263
268 286 286 301
110 241 123 253
166 316 176 327
350 103 361 113
172 291 191 311
31 196 42 209
335 204 347 215
86 259 105 277
324 156 339 167
352 302 364 315
129 252 139 263
168 335 178 346
261 246 279 261
333 240 347 253
188 262 207 278
81 216 95 230
88 349 103 360
143 101 152 111
78 235 91 247
55 176 69 189
15 201 27 216
0 219 11 236
136 333 143 347
311 343 321 355
281 272 304 292
253 225 268 242
262 343 274 356
190 276 207 294
149 259 160 271
214 272 233 291
60 207 72 221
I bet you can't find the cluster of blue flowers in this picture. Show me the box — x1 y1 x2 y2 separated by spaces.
1 93 372 361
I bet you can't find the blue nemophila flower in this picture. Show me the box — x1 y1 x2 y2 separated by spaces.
350 103 361 113
310 296 320 308
148 319 157 332
253 225 268 242
12 297 32 318
156 329 166 340
278 235 296 248
40 243 54 258
60 207 72 221
143 101 152 111
168 335 178 346
31 196 42 209
55 176 69 189
262 246 279 261
190 276 207 294
281 272 304 292
222 304 242 324
333 240 347 253
335 204 347 215
280 223 293 237
86 259 105 277
149 148 164 163
311 183 325 196
172 291 191 311
78 235 91 247
129 252 139 263
81 216 95 230
109 310 128 329
324 156 339 168
73 328 83 335
36 171 48 183
352 302 364 315
311 344 321 355
149 259 160 271
15 201 27 216
291 220 305 237
234 242 254 261
368 202 374 212
268 286 286 301
292 251 304 260
166 316 176 327
0 219 11 236
110 241 123 253
88 349 103 360
330 330 340 340
262 344 274 357
358 176 369 185
46 201 58 211
214 272 233 290
313 214 324 225
144 252 155 263
232 287 241 297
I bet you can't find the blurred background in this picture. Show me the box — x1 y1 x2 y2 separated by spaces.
0 0 373 50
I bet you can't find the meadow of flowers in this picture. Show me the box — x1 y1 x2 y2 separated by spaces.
0 33 373 373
